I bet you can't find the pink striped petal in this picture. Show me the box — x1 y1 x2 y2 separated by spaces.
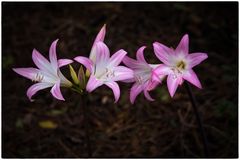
146 80 159 91
49 39 59 70
90 25 107 62
86 75 103 92
94 24 106 44
74 56 93 72
95 42 110 65
108 49 127 67
176 34 189 55
152 65 170 82
183 69 202 89
136 46 147 63
89 46 97 63
13 67 40 80
153 42 173 65
50 80 65 101
58 59 73 68
123 56 146 69
27 82 52 101
130 83 143 104
187 52 208 68
167 75 180 97
112 66 134 81
105 81 120 103
153 64 171 76
32 49 53 74
123 56 138 68
144 89 154 101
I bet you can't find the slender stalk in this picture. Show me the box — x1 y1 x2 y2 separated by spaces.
81 93 92 157
184 83 209 157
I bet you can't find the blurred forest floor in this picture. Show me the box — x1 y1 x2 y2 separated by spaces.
2 2 238 158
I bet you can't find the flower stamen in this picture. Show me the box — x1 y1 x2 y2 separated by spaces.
176 60 186 70
32 72 44 82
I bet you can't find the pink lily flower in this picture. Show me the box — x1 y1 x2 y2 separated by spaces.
13 39 73 101
152 34 208 97
123 46 160 104
74 25 134 103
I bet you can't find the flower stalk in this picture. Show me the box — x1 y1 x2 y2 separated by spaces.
185 82 209 157
80 93 92 157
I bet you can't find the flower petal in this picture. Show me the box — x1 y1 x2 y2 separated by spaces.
176 34 189 55
58 71 72 87
123 56 146 69
167 75 180 97
74 56 93 72
153 42 174 65
136 46 147 63
144 89 154 101
130 83 143 104
13 67 40 80
187 52 208 68
121 78 135 83
183 69 202 89
27 82 52 101
108 49 127 67
105 81 120 103
152 64 170 82
146 80 159 91
49 39 59 71
95 42 110 65
32 49 53 74
90 26 107 63
94 24 106 44
122 56 138 68
112 66 134 81
50 80 65 101
86 75 103 92
58 59 73 68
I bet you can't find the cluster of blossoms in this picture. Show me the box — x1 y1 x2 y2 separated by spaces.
13 25 208 104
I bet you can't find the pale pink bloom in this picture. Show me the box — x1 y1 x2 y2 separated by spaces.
13 39 73 101
74 25 133 102
123 46 160 104
152 34 208 97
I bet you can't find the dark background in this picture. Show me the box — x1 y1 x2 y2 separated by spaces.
2 2 238 158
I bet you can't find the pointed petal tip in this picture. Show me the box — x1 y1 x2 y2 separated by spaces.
117 49 127 56
103 23 106 29
202 53 208 59
74 56 93 72
183 34 189 38
58 59 73 68
73 56 79 61
153 42 159 47
114 99 119 103
130 96 135 104
144 89 155 101
140 46 147 50
27 94 35 102
50 81 65 101
12 68 21 74
51 39 59 45
32 48 38 54
169 93 174 98
12 68 17 72
196 82 203 89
